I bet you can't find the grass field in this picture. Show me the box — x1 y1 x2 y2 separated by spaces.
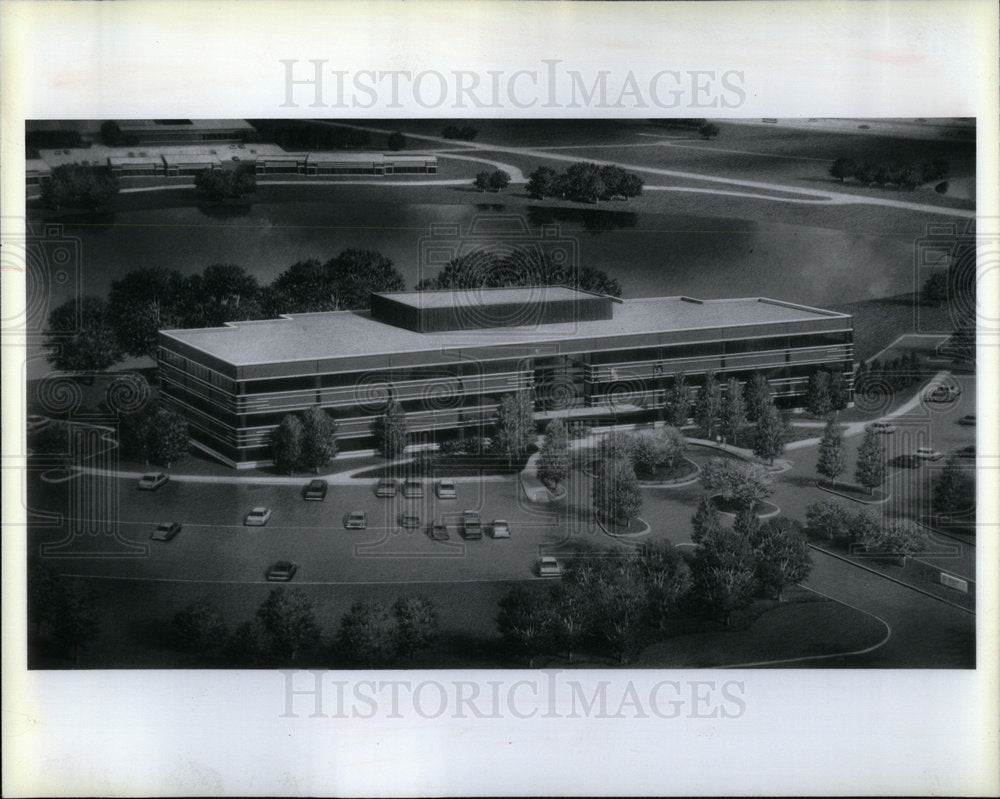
27 574 889 669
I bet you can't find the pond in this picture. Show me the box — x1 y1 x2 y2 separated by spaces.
32 198 914 312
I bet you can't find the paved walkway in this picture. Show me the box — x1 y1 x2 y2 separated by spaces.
785 371 950 450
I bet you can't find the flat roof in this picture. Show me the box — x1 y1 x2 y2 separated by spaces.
377 286 594 309
117 119 255 132
161 295 851 368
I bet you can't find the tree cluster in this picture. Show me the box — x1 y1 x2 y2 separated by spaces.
414 250 622 298
932 455 975 516
217 589 438 667
699 457 774 512
853 353 923 394
804 368 850 417
270 406 339 474
804 500 928 563
117 404 190 467
193 165 257 201
46 250 408 369
41 164 120 210
689 498 812 623
527 162 644 203
473 169 511 192
497 544 691 665
686 371 787 465
829 156 949 190
29 562 100 666
441 125 478 141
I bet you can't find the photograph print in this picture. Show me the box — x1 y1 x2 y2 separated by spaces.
24 115 978 670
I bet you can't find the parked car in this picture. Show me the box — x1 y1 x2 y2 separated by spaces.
266 561 298 582
303 479 328 501
151 521 181 541
957 414 976 426
26 414 50 433
244 507 272 526
345 511 367 530
924 385 960 403
436 479 457 499
403 479 424 499
462 510 482 539
429 518 450 541
375 478 397 497
957 444 976 459
491 519 510 539
915 447 943 461
138 473 169 491
870 421 896 434
537 556 564 578
399 511 421 529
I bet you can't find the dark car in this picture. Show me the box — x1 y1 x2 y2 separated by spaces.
462 510 482 540
403 479 424 499
957 444 976 459
266 561 298 582
429 518 450 541
151 521 181 541
375 478 397 497
303 479 328 501
399 511 421 529
957 414 976 426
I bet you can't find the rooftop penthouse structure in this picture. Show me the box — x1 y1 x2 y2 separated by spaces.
158 287 854 468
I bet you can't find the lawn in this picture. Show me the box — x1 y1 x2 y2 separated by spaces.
28 573 890 670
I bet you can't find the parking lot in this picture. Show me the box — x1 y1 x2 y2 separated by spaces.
27 469 613 585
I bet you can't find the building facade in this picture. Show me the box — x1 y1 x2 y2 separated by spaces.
157 287 854 468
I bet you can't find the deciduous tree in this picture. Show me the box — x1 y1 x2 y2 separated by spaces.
932 455 975 516
496 586 551 668
373 401 408 460
720 377 747 445
300 406 339 473
592 455 642 524
753 404 787 466
854 427 886 495
44 296 124 372
107 267 187 358
392 596 438 659
492 392 535 466
694 371 723 439
336 600 399 667
805 370 832 417
257 588 322 662
665 372 692 426
270 414 304 474
817 419 846 484
750 519 812 600
536 418 570 489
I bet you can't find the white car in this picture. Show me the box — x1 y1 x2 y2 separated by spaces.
915 447 943 461
870 422 896 434
137 472 169 491
491 519 510 538
436 479 457 499
538 556 564 578
244 507 272 526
